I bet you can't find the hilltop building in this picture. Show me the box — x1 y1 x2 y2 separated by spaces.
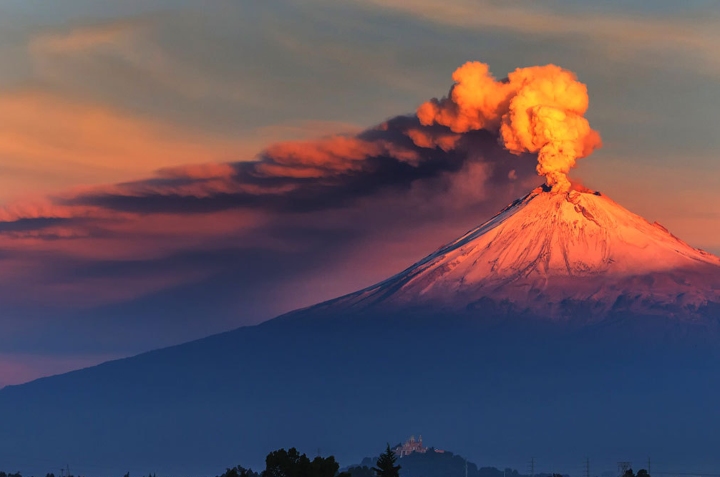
393 435 444 457
394 435 426 457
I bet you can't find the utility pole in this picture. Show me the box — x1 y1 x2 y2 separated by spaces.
586 458 590 477
530 457 535 477
647 458 651 475
465 458 468 477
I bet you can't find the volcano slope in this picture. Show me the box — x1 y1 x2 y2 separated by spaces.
1 187 720 476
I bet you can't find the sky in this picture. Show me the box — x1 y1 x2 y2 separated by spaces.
0 0 719 387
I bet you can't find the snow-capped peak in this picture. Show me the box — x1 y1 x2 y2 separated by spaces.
325 187 720 319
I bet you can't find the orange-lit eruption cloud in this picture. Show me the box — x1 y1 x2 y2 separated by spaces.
418 62 602 192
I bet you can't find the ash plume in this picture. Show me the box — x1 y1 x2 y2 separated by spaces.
418 61 602 192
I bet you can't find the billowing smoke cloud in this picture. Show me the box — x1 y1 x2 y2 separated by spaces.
417 62 602 192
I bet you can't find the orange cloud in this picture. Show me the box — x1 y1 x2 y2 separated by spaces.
156 163 237 180
418 62 602 191
264 136 379 169
0 86 358 206
0 91 251 202
263 136 418 170
255 163 328 179
405 128 461 152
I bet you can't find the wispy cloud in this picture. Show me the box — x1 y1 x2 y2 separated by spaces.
0 91 248 202
27 15 266 104
29 18 142 54
351 0 720 75
0 88 361 204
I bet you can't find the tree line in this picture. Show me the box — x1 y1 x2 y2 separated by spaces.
217 445 400 477
0 448 653 477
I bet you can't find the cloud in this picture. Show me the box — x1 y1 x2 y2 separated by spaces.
418 61 602 191
0 89 363 204
15 7 448 138
29 18 143 54
0 106 538 314
27 15 260 103
0 91 250 201
48 119 528 216
350 0 720 76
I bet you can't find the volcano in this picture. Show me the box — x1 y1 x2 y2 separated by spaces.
293 186 720 324
2 188 720 476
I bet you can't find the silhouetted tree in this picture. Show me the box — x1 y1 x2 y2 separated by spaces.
219 466 259 477
623 469 635 477
311 456 347 477
636 469 650 477
372 445 401 477
262 447 347 477
263 448 310 477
